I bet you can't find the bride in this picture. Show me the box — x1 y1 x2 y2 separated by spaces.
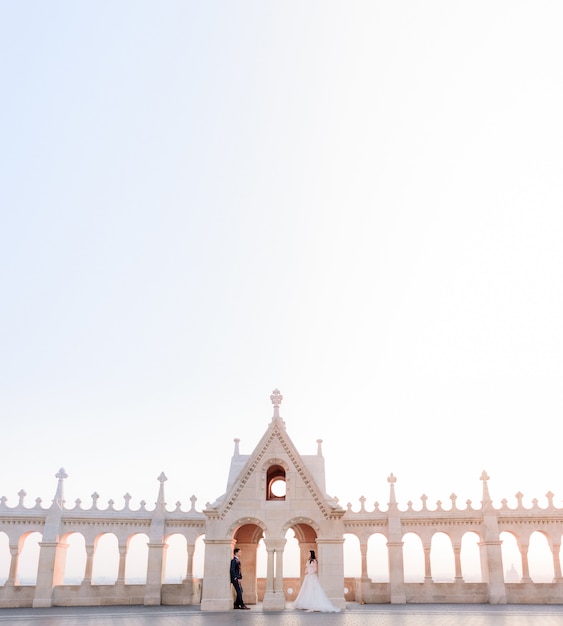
293 550 341 612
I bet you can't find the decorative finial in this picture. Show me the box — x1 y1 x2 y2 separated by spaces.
480 470 492 509
387 473 397 508
157 472 168 507
53 467 68 508
270 388 283 419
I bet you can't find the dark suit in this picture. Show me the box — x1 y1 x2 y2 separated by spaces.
230 555 245 608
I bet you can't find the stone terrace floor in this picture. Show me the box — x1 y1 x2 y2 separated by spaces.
1 604 563 626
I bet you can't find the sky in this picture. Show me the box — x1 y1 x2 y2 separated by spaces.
1 1 563 527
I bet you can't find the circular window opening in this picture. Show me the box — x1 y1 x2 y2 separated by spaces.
270 478 286 498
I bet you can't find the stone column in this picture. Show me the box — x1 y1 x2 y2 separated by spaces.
33 541 69 607
275 546 284 593
144 542 167 604
200 539 233 611
117 543 127 584
6 545 20 586
82 544 95 585
183 543 195 582
356 539 370 605
387 474 406 603
33 467 69 608
180 543 195 605
453 543 463 581
552 542 562 582
423 543 432 580
262 539 285 610
360 541 368 579
518 543 531 582
317 538 346 610
478 472 506 604
144 473 168 606
265 546 275 592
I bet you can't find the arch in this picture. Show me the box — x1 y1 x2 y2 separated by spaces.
367 532 388 582
402 532 424 582
164 533 187 583
92 532 119 585
528 530 554 582
229 517 266 538
256 537 267 578
282 527 300 577
125 532 149 584
430 532 455 581
266 464 286 500
282 517 321 536
0 531 9 584
232 521 264 605
62 532 86 584
500 531 521 582
193 534 205 579
343 533 361 578
262 458 290 502
460 531 482 582
17 531 42 585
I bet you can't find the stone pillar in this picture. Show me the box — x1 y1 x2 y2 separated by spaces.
33 468 68 608
317 539 346 610
478 472 506 604
387 473 406 603
552 542 562 582
82 544 95 585
117 543 127 584
519 543 531 582
262 539 286 610
144 542 167 605
180 543 195 605
275 546 284 593
360 541 368 579
33 541 69 607
184 543 195 582
356 539 371 605
6 545 20 586
144 473 168 606
423 543 432 580
200 539 233 611
453 543 463 581
265 546 275 593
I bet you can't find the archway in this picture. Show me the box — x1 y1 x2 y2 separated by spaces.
528 531 553 582
0 532 9 584
62 532 86 584
233 522 263 605
402 532 424 582
18 531 41 585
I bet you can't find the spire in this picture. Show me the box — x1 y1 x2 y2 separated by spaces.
270 388 283 419
480 470 493 510
316 439 323 456
387 472 398 510
156 472 167 508
52 468 67 509
233 438 240 456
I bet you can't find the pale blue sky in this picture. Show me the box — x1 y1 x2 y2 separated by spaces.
1 2 562 515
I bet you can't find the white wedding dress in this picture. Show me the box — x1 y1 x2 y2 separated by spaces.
293 560 340 612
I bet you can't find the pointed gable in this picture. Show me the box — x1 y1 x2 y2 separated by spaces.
207 390 342 521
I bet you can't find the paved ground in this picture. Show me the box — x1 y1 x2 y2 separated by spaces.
1 604 563 626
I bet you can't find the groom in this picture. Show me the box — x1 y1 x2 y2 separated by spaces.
230 548 250 609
